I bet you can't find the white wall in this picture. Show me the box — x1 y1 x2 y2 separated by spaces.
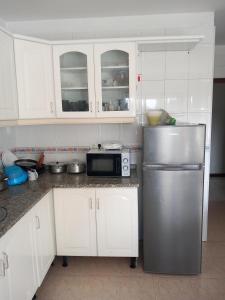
214 45 225 78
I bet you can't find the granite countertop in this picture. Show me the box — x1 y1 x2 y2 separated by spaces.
0 171 139 239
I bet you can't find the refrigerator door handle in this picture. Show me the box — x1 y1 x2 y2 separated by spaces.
143 164 203 171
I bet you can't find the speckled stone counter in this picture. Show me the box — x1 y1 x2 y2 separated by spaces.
0 171 139 239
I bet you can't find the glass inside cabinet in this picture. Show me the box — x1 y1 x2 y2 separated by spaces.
60 52 89 112
101 50 130 112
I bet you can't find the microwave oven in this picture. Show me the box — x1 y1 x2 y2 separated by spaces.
86 149 130 177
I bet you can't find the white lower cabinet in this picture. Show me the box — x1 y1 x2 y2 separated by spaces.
2 210 37 300
96 188 138 257
0 190 56 300
32 191 56 286
54 187 138 258
54 188 97 256
0 237 10 300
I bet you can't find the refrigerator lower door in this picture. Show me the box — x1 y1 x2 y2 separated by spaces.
143 166 204 274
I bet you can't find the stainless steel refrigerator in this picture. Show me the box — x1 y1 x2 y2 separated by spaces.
143 124 205 275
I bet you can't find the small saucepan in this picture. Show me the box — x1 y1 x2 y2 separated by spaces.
48 162 67 174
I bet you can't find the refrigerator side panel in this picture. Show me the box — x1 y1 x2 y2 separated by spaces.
143 125 206 165
143 167 204 274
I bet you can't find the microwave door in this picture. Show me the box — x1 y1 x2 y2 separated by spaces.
87 154 121 176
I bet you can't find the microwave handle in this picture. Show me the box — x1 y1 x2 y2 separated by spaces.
116 158 121 174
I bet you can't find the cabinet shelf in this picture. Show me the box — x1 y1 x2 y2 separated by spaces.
101 65 129 69
102 86 129 90
61 87 88 90
61 67 87 71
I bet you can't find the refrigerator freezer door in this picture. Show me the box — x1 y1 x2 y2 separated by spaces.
143 167 204 274
143 125 206 165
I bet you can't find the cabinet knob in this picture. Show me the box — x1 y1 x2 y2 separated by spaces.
96 198 100 210
89 198 93 209
2 252 8 269
50 102 54 113
35 216 40 229
0 259 5 277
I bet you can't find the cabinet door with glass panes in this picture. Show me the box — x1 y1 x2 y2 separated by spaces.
53 44 95 118
94 43 136 117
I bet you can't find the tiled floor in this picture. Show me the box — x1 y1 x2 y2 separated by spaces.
37 177 225 300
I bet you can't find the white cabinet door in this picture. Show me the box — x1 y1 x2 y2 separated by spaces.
94 43 136 117
14 39 55 119
0 236 10 300
53 44 95 118
33 190 56 286
54 188 97 256
0 30 18 120
96 188 138 257
5 210 37 300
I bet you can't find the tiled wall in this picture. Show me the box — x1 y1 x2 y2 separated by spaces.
139 43 214 147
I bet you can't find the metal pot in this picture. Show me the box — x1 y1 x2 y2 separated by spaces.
48 162 67 174
67 160 85 174
0 172 8 191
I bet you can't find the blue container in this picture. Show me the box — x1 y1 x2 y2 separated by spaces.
4 166 28 186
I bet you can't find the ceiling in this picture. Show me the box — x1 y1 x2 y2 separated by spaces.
0 0 225 44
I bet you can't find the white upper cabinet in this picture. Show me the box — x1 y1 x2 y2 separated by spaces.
53 42 136 119
0 30 18 120
94 43 136 117
14 39 55 119
53 44 95 118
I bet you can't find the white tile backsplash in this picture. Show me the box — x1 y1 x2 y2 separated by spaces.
189 44 214 79
165 51 189 79
141 52 165 80
142 81 165 111
165 80 188 113
188 79 213 112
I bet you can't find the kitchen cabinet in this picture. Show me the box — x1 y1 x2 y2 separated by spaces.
0 237 9 300
1 209 37 300
33 190 56 286
54 187 138 258
94 43 136 117
0 29 18 120
53 44 95 118
53 42 136 119
14 39 55 119
96 188 138 257
0 191 56 300
54 188 97 256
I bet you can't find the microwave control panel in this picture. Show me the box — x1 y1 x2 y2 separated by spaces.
121 151 130 177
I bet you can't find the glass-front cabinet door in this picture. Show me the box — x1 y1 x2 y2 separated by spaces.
53 45 95 117
94 43 136 117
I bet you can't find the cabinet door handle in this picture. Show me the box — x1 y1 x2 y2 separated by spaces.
96 198 100 210
50 102 54 113
35 216 40 229
2 252 8 269
89 198 93 209
96 101 100 112
0 259 5 277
